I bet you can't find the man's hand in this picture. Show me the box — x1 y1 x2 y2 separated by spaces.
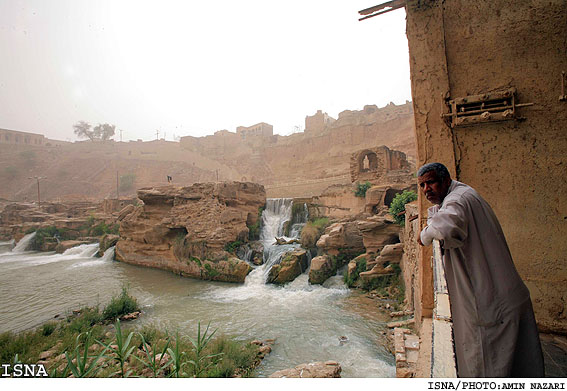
417 234 424 246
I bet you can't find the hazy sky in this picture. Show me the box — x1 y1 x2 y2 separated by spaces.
0 0 411 142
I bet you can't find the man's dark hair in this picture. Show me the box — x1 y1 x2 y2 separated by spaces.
417 162 451 180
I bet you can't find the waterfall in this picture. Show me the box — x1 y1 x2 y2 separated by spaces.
12 232 36 253
61 243 100 258
260 198 294 241
248 198 309 282
100 246 115 262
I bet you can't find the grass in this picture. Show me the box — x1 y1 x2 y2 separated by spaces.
102 286 139 322
0 291 263 378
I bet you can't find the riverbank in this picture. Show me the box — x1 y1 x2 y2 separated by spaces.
0 288 266 378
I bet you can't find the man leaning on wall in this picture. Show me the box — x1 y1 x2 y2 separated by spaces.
416 162 544 377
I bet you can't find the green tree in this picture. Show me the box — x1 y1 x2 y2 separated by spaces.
93 123 116 141
73 121 116 141
73 121 95 141
389 190 418 226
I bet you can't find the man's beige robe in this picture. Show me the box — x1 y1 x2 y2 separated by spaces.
420 180 544 377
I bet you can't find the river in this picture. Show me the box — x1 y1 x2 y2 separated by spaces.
0 199 395 377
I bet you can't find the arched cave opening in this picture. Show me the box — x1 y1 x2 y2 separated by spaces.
359 152 378 173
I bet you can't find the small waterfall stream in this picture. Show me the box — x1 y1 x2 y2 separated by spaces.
11 232 36 253
254 198 308 282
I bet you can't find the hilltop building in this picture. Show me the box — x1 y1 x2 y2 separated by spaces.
0 128 45 146
236 122 273 140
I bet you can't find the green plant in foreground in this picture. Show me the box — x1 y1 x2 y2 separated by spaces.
389 190 418 226
167 332 188 378
64 331 108 378
98 319 136 378
186 322 223 377
133 332 171 378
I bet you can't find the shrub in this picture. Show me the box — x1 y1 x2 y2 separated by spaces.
389 190 418 226
205 336 259 377
344 257 367 287
224 240 242 254
102 287 139 321
67 307 104 334
41 323 57 337
89 222 119 237
29 226 72 250
354 181 372 197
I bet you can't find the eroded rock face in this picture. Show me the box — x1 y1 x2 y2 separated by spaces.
267 249 308 284
357 214 400 254
315 222 365 256
0 201 103 241
269 361 342 378
115 182 265 283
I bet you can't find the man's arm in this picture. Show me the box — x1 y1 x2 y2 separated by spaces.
420 200 468 249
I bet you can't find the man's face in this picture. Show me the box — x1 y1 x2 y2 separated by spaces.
418 171 451 205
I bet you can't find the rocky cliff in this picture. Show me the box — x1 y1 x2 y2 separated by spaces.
115 182 266 283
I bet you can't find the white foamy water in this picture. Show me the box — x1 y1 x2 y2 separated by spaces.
11 232 36 253
0 200 395 377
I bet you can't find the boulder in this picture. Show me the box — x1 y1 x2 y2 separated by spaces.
316 221 364 256
308 255 336 285
267 249 308 284
115 182 265 283
269 361 342 378
367 243 404 270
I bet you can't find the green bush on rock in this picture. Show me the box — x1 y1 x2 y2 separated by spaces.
389 190 417 226
354 181 372 197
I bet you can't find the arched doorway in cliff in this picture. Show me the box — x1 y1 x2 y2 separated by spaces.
384 188 403 207
358 151 378 173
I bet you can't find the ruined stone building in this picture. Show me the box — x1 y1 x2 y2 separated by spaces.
363 0 567 344
0 128 45 146
236 122 273 140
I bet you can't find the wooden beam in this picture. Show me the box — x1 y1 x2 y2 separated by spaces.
358 0 406 16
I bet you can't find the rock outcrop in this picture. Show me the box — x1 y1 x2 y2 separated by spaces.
269 361 342 378
0 201 104 241
267 249 308 284
357 213 400 254
115 182 265 283
308 255 336 285
315 221 365 256
366 243 404 271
